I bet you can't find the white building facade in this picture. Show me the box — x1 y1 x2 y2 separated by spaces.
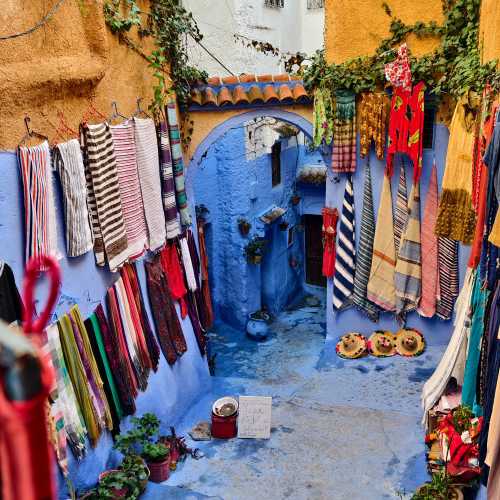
183 0 325 76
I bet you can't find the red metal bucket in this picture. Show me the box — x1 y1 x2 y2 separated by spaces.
211 412 238 439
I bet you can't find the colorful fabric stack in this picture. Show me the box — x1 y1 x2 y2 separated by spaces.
331 90 357 174
332 175 356 310
166 99 192 227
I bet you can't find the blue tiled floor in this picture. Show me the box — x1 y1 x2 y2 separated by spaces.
142 295 439 499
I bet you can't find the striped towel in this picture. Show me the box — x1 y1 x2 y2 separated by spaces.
395 181 422 321
419 162 439 317
110 122 148 260
81 123 129 271
367 174 396 311
332 175 356 310
436 236 459 320
394 162 408 257
134 117 167 251
166 99 192 227
54 139 93 258
331 90 357 174
351 160 379 321
159 121 181 239
18 141 61 263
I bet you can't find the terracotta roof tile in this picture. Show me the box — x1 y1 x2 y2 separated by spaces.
239 74 257 83
248 85 265 104
274 74 291 82
278 84 294 103
222 75 239 85
256 74 273 82
190 89 202 106
207 76 222 86
217 86 233 106
233 85 249 105
263 84 279 104
202 87 217 106
292 83 309 103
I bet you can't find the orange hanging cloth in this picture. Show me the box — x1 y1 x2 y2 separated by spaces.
322 207 339 278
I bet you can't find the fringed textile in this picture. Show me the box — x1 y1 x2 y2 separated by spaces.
331 90 356 174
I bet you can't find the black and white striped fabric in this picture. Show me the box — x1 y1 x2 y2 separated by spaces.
436 237 459 320
332 175 356 311
394 161 408 257
351 161 378 321
54 139 93 257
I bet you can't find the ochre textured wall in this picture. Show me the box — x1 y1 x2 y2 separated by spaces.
187 105 313 161
480 0 500 65
324 0 443 64
0 0 155 149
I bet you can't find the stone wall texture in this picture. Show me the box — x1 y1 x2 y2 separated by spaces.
0 0 155 149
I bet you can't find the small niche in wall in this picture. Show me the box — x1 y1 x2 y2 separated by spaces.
271 142 282 187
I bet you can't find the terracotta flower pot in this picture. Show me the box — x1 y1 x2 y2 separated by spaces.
147 457 170 483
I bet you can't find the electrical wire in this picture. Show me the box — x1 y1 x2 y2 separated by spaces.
188 33 235 75
0 0 66 41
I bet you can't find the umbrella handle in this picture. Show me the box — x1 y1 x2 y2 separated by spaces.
22 255 61 336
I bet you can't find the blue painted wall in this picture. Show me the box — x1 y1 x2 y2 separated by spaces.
325 124 470 347
0 151 210 497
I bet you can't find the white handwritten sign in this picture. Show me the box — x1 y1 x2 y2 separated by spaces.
237 396 272 439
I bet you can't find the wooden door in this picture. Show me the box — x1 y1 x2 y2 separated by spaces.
304 215 326 287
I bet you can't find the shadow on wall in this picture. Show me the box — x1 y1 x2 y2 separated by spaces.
187 111 326 330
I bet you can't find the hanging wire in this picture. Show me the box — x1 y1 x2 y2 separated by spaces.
188 33 235 76
0 0 66 41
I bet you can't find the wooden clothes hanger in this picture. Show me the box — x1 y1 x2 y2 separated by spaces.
18 117 49 147
133 97 151 119
108 101 128 125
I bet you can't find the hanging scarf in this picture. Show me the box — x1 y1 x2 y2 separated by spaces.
197 220 215 330
123 263 160 372
18 141 61 264
84 314 123 432
394 162 408 257
359 92 389 160
321 207 338 278
384 43 412 90
110 121 148 259
58 314 101 446
44 323 87 459
180 236 197 292
161 243 189 318
54 139 93 258
95 303 136 416
159 121 182 240
332 175 356 310
435 236 460 320
331 90 357 174
421 268 475 426
166 98 192 227
351 160 379 321
313 88 334 147
367 174 396 311
81 123 129 271
134 117 168 250
395 181 422 321
435 97 477 244
419 162 439 317
386 82 426 182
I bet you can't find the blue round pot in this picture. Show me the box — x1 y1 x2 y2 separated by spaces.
246 312 270 341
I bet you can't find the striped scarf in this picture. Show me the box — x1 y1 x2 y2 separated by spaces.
332 175 356 310
436 236 459 320
134 117 167 251
159 121 182 240
394 162 408 257
351 161 379 321
367 174 396 311
395 181 422 321
419 163 439 318
18 141 61 263
44 323 87 459
166 99 192 227
110 121 148 260
81 123 129 271
331 90 357 174
54 139 93 257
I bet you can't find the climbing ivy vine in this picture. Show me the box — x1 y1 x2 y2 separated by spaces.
103 0 207 117
303 0 500 100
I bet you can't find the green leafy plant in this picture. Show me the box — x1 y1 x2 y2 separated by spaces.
411 472 454 500
452 404 474 434
244 237 267 261
142 442 170 463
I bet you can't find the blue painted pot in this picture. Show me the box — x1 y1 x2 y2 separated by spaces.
246 312 271 340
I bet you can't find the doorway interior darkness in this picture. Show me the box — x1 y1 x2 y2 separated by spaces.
304 214 326 287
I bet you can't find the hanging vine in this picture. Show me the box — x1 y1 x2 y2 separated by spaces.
303 0 500 100
103 0 208 118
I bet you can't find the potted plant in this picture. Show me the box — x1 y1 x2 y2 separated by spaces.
95 469 141 499
412 472 463 500
238 217 251 236
121 453 150 492
246 310 271 340
244 237 267 264
115 413 171 484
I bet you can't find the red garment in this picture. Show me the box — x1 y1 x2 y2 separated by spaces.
161 243 188 319
384 43 412 91
469 166 489 268
386 81 426 182
0 355 56 500
197 221 214 330
321 207 338 277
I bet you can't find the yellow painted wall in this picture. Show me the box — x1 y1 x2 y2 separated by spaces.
324 0 443 64
480 0 500 65
186 105 313 162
